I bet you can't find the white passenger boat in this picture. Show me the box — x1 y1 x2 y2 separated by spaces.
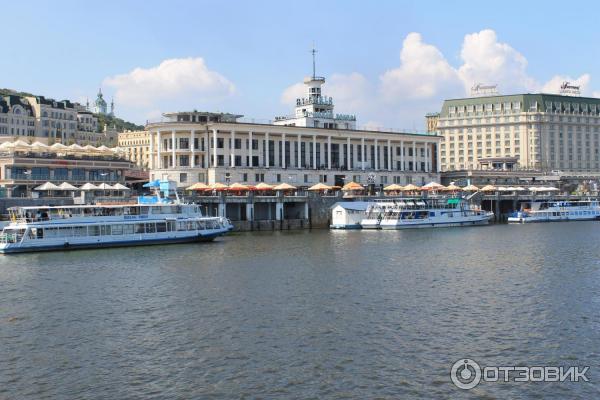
360 201 396 229
507 200 600 223
0 181 233 254
362 198 493 229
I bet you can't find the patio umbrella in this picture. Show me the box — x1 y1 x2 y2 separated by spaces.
12 140 31 150
462 184 479 191
421 181 444 190
444 183 462 191
383 184 404 191
209 182 229 191
342 181 364 191
402 184 420 191
273 183 297 191
481 185 497 192
254 182 274 191
50 142 69 151
31 141 49 152
58 182 78 190
186 182 209 191
228 182 250 191
0 141 15 150
307 183 332 191
79 183 99 191
34 182 60 191
112 183 130 190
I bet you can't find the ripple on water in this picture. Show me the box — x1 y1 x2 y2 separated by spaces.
1 224 600 399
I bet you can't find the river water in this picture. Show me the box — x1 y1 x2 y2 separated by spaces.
2 223 600 399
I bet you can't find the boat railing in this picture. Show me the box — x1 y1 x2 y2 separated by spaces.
0 233 21 244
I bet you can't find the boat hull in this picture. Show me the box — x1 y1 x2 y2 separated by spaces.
0 229 230 254
379 218 491 229
508 215 600 223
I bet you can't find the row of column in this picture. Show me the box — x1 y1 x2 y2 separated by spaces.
150 130 440 173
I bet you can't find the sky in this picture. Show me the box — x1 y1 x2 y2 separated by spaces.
3 0 600 131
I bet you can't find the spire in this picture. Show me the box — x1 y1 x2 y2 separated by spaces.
311 44 317 79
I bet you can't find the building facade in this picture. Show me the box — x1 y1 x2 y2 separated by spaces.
0 95 115 145
118 130 151 169
437 93 600 172
0 96 36 137
0 151 135 197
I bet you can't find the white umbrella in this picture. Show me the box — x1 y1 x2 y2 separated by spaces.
84 144 99 152
51 142 68 150
112 183 130 190
79 183 99 191
31 141 49 151
422 181 444 189
34 182 60 191
58 182 78 190
0 142 15 150
68 143 85 152
96 183 115 190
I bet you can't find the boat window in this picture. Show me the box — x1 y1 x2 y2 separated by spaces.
123 225 135 235
156 222 167 233
167 221 176 232
100 225 111 235
88 226 100 236
72 227 87 236
135 223 145 234
112 225 123 235
145 223 156 233
59 227 73 237
139 207 149 215
177 221 187 231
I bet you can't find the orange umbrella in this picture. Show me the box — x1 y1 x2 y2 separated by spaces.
209 182 229 191
342 181 363 191
308 183 332 191
228 182 250 191
254 182 274 191
273 183 297 191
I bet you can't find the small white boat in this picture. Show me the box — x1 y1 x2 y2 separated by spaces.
507 200 600 223
0 180 233 254
362 198 493 229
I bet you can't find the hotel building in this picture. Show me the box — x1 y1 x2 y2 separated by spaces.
437 93 600 172
146 73 441 188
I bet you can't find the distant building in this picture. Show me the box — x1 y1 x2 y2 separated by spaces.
0 96 36 137
437 93 600 172
425 112 439 134
118 130 150 169
0 94 116 145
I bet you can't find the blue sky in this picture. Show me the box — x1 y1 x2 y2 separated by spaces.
3 0 600 130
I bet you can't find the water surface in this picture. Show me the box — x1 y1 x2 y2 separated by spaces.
2 223 600 399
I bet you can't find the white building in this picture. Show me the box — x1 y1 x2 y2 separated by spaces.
437 92 600 172
146 72 441 188
0 96 36 137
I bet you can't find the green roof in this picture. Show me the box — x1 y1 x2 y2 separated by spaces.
440 93 600 117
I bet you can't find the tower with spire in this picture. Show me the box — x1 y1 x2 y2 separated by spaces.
94 88 108 115
273 45 356 129
109 97 114 117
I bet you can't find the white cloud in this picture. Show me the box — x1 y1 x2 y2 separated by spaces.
541 74 591 95
457 29 537 94
380 32 461 100
104 57 235 108
280 82 304 106
325 73 371 112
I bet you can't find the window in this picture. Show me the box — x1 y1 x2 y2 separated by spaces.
179 173 187 183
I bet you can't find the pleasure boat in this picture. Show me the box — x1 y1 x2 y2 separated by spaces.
0 180 233 253
507 199 600 223
371 198 493 229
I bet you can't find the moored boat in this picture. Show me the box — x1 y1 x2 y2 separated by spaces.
507 199 600 223
368 198 493 229
0 180 233 254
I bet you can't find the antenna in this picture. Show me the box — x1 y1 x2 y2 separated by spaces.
311 43 317 78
